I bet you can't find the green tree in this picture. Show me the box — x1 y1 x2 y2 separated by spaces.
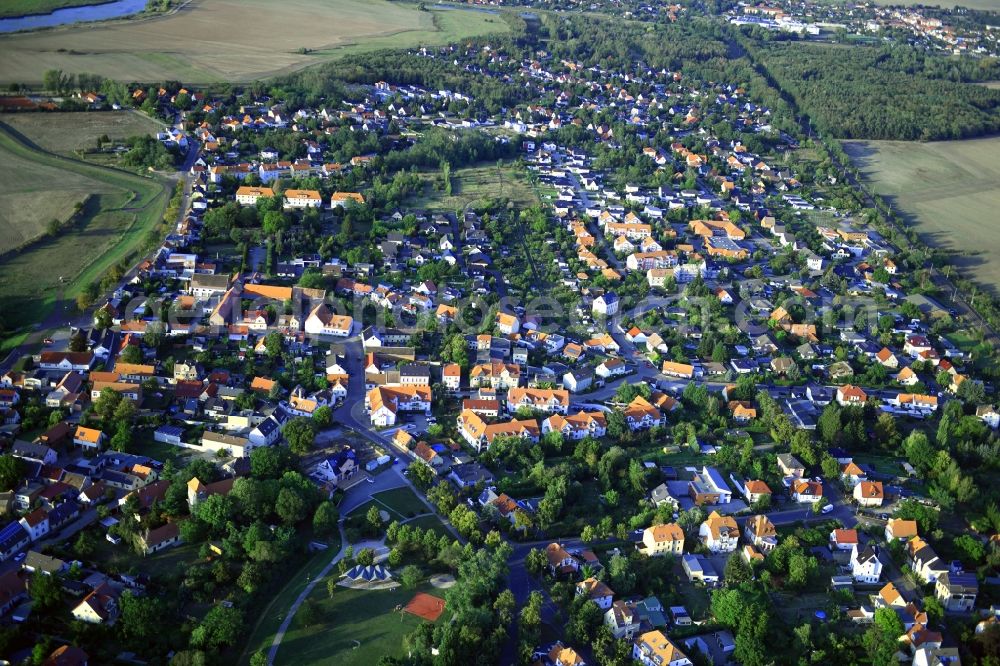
313 501 339 537
275 487 308 525
400 565 422 589
312 405 332 429
0 455 25 491
284 417 315 455
367 504 384 533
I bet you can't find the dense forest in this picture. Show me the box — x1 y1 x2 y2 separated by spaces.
749 41 1000 140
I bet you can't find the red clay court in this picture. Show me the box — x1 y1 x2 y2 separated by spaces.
403 592 446 622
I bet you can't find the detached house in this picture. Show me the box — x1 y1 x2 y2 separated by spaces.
885 518 919 542
576 577 615 609
622 396 663 431
744 514 778 552
850 544 883 584
304 304 353 337
699 511 738 553
791 479 823 504
72 582 119 624
546 542 579 576
74 426 106 451
633 630 692 666
836 385 868 406
640 523 685 557
854 481 885 507
936 572 978 612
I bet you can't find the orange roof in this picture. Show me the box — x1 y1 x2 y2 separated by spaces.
331 191 365 203
250 377 276 392
646 523 684 543
887 518 918 539
74 426 103 444
244 283 294 301
833 528 858 544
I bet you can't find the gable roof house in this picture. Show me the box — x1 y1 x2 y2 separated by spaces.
640 523 685 557
850 544 883 584
699 511 738 553
744 514 778 552
853 481 885 507
576 577 615 609
632 630 692 666
71 582 120 624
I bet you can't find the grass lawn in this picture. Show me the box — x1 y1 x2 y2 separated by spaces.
131 430 192 466
372 487 428 520
85 533 200 579
770 591 835 625
675 579 711 621
0 0 510 84
273 583 441 666
240 538 343 664
853 454 905 478
408 162 539 212
0 0 102 18
843 136 1000 296
403 514 451 538
0 124 168 332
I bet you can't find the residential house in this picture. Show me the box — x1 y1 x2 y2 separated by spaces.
139 522 181 555
885 519 919 542
622 396 663 431
830 529 859 551
792 479 823 504
605 600 641 640
507 388 570 415
632 630 692 666
640 523 685 557
854 481 885 507
836 385 868 406
542 411 607 440
699 511 738 553
576 577 614 609
850 545 883 584
546 542 579 576
744 514 778 552
777 453 806 478
73 427 105 451
71 582 119 624
936 572 978 612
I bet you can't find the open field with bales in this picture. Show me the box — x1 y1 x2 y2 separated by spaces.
844 136 1000 294
0 123 168 332
0 0 511 85
0 110 163 154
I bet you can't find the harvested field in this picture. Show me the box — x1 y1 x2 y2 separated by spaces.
0 123 168 328
844 136 1000 295
0 110 163 154
0 0 510 84
0 130 120 253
